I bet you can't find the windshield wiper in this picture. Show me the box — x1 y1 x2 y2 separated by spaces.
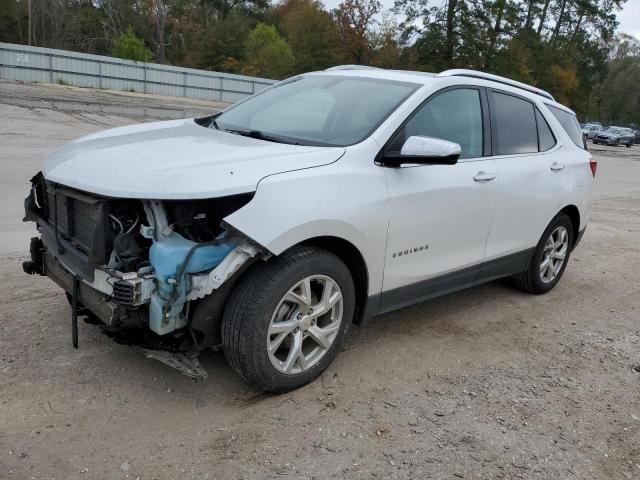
224 128 300 145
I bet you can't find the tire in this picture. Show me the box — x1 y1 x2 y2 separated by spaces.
626 141 632 148
221 246 355 393
514 213 574 294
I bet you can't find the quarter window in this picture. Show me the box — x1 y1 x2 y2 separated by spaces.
536 109 556 151
546 104 586 150
391 88 483 159
492 92 538 155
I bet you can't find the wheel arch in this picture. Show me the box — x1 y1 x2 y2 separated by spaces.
293 236 370 324
190 234 372 349
558 204 580 248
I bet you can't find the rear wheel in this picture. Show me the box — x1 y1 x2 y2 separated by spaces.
515 213 573 294
221 246 354 392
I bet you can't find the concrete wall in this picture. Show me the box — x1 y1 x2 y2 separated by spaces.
0 42 276 103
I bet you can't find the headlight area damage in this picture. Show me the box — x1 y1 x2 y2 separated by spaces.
22 173 266 380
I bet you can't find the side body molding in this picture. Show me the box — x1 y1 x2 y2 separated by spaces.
223 140 389 296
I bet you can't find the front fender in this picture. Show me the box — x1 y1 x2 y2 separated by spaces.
223 154 388 295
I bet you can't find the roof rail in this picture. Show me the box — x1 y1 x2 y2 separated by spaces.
438 69 555 101
325 65 380 71
389 69 435 78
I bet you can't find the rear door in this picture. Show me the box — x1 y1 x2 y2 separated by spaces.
482 90 569 274
380 87 498 310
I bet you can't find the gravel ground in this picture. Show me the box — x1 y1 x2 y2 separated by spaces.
0 80 226 120
0 85 639 480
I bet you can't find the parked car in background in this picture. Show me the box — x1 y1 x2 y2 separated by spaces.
634 130 640 144
593 126 635 147
581 123 603 139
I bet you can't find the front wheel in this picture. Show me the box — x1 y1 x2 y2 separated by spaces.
221 246 355 392
515 213 574 294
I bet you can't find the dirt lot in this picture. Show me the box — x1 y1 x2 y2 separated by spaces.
0 80 224 120
1 84 639 480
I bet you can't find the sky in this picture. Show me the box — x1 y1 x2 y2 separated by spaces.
618 1 640 40
321 0 640 41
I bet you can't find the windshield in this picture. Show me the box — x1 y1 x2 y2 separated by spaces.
214 75 420 147
605 127 620 134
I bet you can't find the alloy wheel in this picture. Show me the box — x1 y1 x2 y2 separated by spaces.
267 275 343 375
540 226 569 283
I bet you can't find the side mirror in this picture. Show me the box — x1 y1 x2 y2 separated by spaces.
383 136 461 166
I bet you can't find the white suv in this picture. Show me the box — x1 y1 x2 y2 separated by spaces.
23 67 596 392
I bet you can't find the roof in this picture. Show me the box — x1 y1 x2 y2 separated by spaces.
319 65 438 84
318 65 562 107
438 69 554 101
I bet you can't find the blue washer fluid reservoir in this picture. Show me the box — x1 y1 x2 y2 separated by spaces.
148 232 234 335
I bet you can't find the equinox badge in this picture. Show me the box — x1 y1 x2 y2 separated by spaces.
393 244 429 258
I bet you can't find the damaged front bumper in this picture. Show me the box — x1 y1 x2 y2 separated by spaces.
25 234 258 330
23 175 262 377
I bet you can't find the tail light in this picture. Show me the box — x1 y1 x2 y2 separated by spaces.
589 157 597 177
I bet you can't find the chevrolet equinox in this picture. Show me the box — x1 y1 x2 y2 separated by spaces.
23 67 596 392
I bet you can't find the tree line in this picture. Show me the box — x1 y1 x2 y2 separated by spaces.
0 0 639 124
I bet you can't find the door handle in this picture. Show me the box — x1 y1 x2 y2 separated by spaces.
550 162 565 171
473 171 496 182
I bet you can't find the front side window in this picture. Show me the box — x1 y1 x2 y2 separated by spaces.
389 88 483 159
214 75 419 147
492 91 538 155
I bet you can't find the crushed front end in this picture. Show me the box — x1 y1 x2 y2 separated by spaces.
23 173 261 378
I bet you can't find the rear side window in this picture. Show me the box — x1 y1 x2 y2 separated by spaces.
491 92 538 155
536 109 556 151
546 104 586 149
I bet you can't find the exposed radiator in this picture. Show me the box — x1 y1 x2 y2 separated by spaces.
44 253 120 327
34 182 116 281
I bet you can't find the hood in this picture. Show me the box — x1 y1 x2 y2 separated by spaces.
43 119 345 199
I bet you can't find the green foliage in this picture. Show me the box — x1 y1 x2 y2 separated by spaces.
392 0 633 121
591 54 640 125
183 16 253 72
279 0 341 73
0 0 635 124
111 27 153 62
334 0 382 64
243 23 294 79
370 16 405 69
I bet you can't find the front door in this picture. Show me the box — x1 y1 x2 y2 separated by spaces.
380 87 498 311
